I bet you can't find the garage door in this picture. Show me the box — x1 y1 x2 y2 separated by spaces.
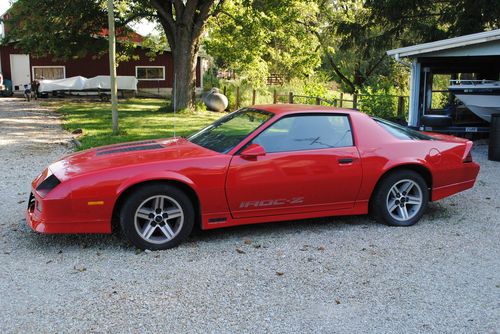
10 54 31 91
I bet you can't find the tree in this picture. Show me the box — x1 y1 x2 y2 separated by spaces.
292 0 397 94
367 0 500 41
3 0 109 59
203 0 321 87
204 0 404 94
300 0 500 95
4 0 226 110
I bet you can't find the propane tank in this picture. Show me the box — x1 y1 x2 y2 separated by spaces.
203 88 228 112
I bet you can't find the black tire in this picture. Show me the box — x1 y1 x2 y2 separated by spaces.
120 183 195 250
371 170 429 227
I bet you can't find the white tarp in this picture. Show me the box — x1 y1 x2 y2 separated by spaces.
39 76 138 92
83 76 138 90
39 76 86 92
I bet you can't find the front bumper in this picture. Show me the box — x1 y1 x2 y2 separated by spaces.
25 192 111 234
26 192 57 233
26 192 40 231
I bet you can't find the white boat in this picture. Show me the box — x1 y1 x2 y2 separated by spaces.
448 80 500 122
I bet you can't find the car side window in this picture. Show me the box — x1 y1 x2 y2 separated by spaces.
252 114 353 153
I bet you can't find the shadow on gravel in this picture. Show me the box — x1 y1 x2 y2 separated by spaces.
20 202 455 252
424 202 455 220
21 215 378 251
191 215 378 243
23 230 127 251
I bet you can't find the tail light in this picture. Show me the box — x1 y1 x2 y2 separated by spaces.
463 151 473 163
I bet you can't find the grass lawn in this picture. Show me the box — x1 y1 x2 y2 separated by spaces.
50 98 222 150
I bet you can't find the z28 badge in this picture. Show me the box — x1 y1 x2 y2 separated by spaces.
239 197 305 208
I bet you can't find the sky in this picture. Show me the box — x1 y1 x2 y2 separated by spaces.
130 19 158 36
0 0 9 36
0 0 10 16
0 0 157 36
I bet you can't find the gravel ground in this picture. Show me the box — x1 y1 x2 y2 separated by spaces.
0 97 498 333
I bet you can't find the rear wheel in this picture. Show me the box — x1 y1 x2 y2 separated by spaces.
372 170 429 227
120 184 194 250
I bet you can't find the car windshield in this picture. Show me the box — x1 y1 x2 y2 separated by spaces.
188 108 273 153
373 117 435 140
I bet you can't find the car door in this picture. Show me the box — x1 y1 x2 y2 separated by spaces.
225 114 362 219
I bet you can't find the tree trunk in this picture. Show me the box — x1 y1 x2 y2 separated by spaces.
171 30 199 111
151 0 220 110
353 68 364 94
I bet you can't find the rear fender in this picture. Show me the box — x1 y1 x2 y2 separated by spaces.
381 158 432 179
377 159 433 192
357 154 433 205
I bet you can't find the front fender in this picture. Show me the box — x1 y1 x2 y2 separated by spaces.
116 171 200 197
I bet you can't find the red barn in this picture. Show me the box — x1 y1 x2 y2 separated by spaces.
0 12 204 96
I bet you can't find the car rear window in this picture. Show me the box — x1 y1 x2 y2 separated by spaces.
373 117 434 140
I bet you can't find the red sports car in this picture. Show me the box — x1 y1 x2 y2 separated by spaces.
27 105 480 250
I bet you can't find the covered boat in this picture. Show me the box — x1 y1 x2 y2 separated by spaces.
39 76 138 93
448 80 500 122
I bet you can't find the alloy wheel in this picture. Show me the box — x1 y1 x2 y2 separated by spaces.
386 179 423 222
134 195 184 244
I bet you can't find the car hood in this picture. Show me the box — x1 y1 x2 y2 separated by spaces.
49 137 217 181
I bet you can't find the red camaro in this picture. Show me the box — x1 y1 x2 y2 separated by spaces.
27 105 480 249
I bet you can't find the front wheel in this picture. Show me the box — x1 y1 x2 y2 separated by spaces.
371 170 429 227
120 184 195 250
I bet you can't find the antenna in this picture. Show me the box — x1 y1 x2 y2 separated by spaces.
173 73 176 139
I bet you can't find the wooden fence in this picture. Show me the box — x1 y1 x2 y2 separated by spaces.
220 86 408 117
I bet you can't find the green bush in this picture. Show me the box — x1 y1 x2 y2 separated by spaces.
203 71 221 91
358 86 403 120
205 79 274 110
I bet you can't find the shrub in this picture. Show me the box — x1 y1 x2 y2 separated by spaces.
358 86 401 119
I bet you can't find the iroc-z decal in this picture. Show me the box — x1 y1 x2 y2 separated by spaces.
239 197 304 208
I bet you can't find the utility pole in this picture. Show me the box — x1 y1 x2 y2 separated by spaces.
107 0 119 134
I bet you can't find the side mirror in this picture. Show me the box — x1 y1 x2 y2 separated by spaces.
240 143 266 160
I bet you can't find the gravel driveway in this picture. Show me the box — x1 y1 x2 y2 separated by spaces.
0 97 498 333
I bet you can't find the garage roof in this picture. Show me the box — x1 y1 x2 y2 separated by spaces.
387 29 500 58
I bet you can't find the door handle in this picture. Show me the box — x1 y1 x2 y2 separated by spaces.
338 158 354 164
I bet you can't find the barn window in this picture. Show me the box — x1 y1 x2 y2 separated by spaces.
32 66 65 80
136 66 165 80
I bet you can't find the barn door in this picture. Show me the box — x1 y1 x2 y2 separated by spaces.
10 54 31 91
